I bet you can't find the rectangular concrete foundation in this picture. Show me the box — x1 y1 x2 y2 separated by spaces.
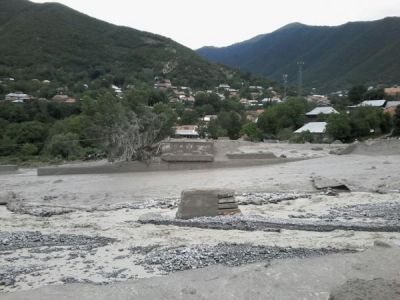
0 165 18 173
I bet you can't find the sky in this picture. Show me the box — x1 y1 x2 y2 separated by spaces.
31 0 400 49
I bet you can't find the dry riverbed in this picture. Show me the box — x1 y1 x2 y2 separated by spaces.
1 140 400 298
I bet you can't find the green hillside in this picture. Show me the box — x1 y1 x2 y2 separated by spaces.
198 18 400 91
0 0 246 89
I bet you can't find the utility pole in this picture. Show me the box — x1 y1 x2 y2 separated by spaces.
283 74 288 100
297 61 304 97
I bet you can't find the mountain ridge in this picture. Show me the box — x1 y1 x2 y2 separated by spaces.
197 17 400 91
0 0 255 89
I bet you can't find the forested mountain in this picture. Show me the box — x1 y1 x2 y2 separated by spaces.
0 0 248 89
197 17 400 91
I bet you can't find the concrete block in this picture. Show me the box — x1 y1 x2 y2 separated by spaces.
0 165 18 173
218 203 239 209
176 189 220 219
161 154 214 162
176 189 241 219
226 152 277 159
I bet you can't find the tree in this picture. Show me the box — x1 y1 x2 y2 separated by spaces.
218 111 242 140
240 123 262 142
46 133 83 159
326 114 351 141
393 106 400 135
348 85 367 104
258 97 310 137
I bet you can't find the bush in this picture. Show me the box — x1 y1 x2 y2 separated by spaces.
46 133 84 159
240 123 262 142
21 143 39 156
326 114 351 141
289 131 315 143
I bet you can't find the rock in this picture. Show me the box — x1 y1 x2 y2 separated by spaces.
373 240 391 248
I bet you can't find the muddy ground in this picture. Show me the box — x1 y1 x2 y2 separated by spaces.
0 140 400 299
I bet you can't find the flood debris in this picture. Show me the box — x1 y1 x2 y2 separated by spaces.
132 243 351 274
139 214 400 233
312 176 351 192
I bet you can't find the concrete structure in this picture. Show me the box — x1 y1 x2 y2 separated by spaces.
176 189 239 219
161 139 214 162
0 165 18 173
226 152 276 159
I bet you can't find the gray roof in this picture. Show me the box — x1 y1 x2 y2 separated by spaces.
359 100 387 107
385 101 400 108
306 107 339 116
295 122 327 134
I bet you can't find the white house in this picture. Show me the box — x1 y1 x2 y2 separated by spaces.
295 122 327 134
5 92 31 102
175 125 199 139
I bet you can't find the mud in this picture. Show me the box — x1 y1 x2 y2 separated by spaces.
329 278 400 300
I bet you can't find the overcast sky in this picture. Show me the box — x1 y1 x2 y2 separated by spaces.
31 0 400 49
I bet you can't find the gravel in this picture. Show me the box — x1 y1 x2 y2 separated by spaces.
0 265 42 287
132 243 351 274
0 231 116 252
324 202 400 221
138 213 400 233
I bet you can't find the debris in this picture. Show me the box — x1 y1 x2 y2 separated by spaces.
312 176 351 192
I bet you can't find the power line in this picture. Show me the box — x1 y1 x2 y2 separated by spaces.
0 138 106 149
297 61 304 97
283 74 288 100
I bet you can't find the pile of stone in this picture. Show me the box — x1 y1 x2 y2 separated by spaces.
176 189 240 220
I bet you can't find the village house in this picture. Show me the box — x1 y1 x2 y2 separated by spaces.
174 125 200 139
5 92 32 102
305 106 339 121
295 122 327 137
218 84 230 90
154 79 172 91
384 101 400 116
52 95 77 104
261 97 282 105
360 99 387 107
306 95 330 105
202 115 218 123
384 86 400 97
246 110 264 123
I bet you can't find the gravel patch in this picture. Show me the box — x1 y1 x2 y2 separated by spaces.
0 231 115 252
132 243 351 274
324 202 400 221
138 214 400 233
0 265 43 287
